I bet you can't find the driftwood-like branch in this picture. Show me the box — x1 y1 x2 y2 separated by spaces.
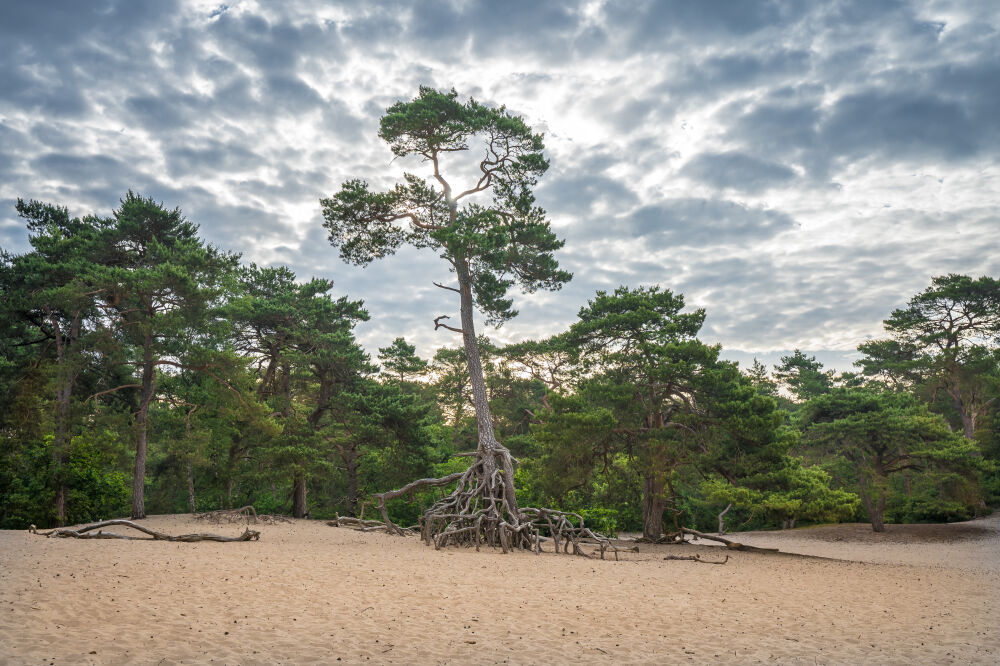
327 514 419 533
680 527 779 553
29 520 260 542
664 554 730 564
194 506 290 525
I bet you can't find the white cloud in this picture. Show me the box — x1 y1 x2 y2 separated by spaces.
1 0 998 371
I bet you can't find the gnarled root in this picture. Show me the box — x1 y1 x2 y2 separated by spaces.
334 448 629 560
29 519 260 542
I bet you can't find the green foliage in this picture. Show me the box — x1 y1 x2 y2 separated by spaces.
799 388 982 529
378 337 428 382
774 350 834 402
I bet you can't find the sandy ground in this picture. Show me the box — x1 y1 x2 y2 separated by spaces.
1 514 997 665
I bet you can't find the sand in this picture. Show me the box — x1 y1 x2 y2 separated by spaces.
1 514 997 665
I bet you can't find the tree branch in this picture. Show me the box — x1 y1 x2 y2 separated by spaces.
434 315 465 334
433 281 461 294
88 384 142 403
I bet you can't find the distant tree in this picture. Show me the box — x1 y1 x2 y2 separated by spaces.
95 193 239 519
230 264 369 517
534 286 794 540
320 87 574 549
774 350 833 402
858 274 1000 438
378 337 428 382
799 388 979 532
1 200 107 524
745 358 778 398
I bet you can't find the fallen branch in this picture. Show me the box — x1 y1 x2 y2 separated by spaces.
664 554 729 564
327 514 418 533
194 506 290 525
679 527 778 553
29 520 260 542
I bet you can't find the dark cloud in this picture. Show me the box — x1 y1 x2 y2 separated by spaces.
622 199 796 246
680 152 797 193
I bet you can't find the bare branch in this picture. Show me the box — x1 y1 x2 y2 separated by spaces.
87 383 142 404
434 315 465 334
433 281 461 294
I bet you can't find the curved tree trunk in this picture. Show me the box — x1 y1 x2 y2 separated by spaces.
454 258 519 517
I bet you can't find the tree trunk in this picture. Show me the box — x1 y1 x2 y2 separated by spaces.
347 458 359 517
292 473 307 518
859 478 887 533
946 377 976 438
642 472 667 540
131 331 155 520
186 460 196 514
46 308 81 527
454 258 519 516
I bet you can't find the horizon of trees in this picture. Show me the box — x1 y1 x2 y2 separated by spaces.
1 194 997 534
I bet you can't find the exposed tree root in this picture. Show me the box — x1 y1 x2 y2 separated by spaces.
334 449 631 560
664 554 730 564
29 519 260 542
194 506 290 525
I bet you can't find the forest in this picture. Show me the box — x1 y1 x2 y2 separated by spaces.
2 89 998 540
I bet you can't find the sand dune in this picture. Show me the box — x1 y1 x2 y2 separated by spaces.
1 514 997 664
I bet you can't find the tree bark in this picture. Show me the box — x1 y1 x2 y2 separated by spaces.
859 481 886 533
131 330 155 519
642 472 667 541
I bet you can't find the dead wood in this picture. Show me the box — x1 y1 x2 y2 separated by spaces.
664 554 729 564
327 514 419 533
194 506 290 525
679 527 779 553
29 520 260 542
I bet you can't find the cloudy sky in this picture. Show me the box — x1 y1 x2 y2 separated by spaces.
2 0 998 371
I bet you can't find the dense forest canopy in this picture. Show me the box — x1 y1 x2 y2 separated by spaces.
1 91 997 537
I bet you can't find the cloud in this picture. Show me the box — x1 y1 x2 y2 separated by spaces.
1 0 998 371
622 199 797 246
680 151 797 193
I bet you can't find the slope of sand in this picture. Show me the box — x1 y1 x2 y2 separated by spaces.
0 514 997 665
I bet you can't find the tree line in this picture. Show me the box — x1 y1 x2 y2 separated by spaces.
2 195 994 535
2 88 996 537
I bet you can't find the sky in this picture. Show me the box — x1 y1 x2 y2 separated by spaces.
1 0 998 372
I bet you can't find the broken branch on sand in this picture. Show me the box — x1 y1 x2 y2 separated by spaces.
664 554 730 564
29 519 260 542
680 527 779 553
194 505 290 525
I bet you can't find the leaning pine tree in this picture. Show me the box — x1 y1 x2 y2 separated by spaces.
321 87 612 555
